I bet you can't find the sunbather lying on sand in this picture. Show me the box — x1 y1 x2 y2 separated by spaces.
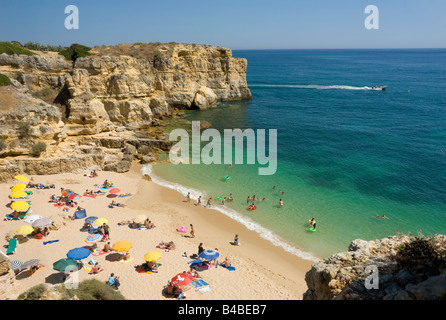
110 201 125 207
157 241 175 250
118 220 132 226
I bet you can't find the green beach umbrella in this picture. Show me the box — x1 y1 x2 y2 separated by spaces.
53 258 78 272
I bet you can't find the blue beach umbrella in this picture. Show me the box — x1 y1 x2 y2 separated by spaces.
85 216 98 224
199 249 220 261
67 247 90 260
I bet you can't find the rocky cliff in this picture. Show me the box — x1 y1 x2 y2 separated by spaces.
0 43 251 180
303 233 446 300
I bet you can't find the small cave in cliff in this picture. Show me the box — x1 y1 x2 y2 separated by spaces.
53 84 72 120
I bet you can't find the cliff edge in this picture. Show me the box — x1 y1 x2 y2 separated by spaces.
303 233 446 300
0 42 251 180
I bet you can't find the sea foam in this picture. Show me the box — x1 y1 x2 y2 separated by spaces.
141 164 320 262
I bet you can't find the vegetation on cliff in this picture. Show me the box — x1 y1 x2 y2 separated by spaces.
0 41 36 56
0 73 11 86
17 279 126 300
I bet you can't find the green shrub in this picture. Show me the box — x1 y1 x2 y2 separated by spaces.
394 233 441 271
17 284 48 300
56 279 126 300
31 141 47 157
17 121 32 137
23 41 64 52
0 73 11 86
32 87 55 101
0 42 36 56
58 43 92 61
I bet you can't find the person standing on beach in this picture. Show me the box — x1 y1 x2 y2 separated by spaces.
234 234 240 246
198 243 204 255
221 197 226 205
190 224 195 238
186 192 191 203
103 223 110 240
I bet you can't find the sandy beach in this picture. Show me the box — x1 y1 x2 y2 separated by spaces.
0 162 314 300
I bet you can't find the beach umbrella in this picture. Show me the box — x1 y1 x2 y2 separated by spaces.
133 215 147 224
199 249 220 261
109 188 120 194
53 258 78 272
171 272 194 287
21 259 40 269
112 240 132 252
9 191 28 198
24 215 43 224
93 218 108 226
144 251 162 262
16 225 35 235
32 217 52 228
85 216 98 224
10 260 23 271
11 201 30 212
11 183 27 192
85 234 102 244
14 175 29 182
66 247 91 260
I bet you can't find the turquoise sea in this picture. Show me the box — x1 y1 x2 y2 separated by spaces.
146 49 446 260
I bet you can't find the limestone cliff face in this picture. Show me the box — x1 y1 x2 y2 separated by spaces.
303 234 446 300
0 43 251 179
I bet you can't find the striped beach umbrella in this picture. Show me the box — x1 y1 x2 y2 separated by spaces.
85 234 102 244
9 260 23 271
32 218 52 228
14 175 29 182
67 247 90 260
21 259 40 269
11 183 27 192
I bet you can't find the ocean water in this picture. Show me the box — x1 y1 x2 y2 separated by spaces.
147 49 446 260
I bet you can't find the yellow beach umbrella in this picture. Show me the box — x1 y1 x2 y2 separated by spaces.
16 225 35 235
11 201 30 212
11 183 27 192
93 218 108 226
144 251 162 262
112 240 133 252
10 191 28 198
14 175 29 182
133 215 147 224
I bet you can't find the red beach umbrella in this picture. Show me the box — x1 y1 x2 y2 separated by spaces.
171 272 194 287
109 188 120 194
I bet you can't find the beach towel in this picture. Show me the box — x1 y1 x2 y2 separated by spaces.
83 193 97 198
6 238 17 254
72 209 87 219
91 250 108 256
189 279 211 292
43 240 59 245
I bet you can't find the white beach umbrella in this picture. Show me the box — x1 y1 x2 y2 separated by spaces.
24 215 43 224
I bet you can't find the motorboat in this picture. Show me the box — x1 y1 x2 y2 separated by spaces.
372 86 387 91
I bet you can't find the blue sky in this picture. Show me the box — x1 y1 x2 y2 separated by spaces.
1 0 445 49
